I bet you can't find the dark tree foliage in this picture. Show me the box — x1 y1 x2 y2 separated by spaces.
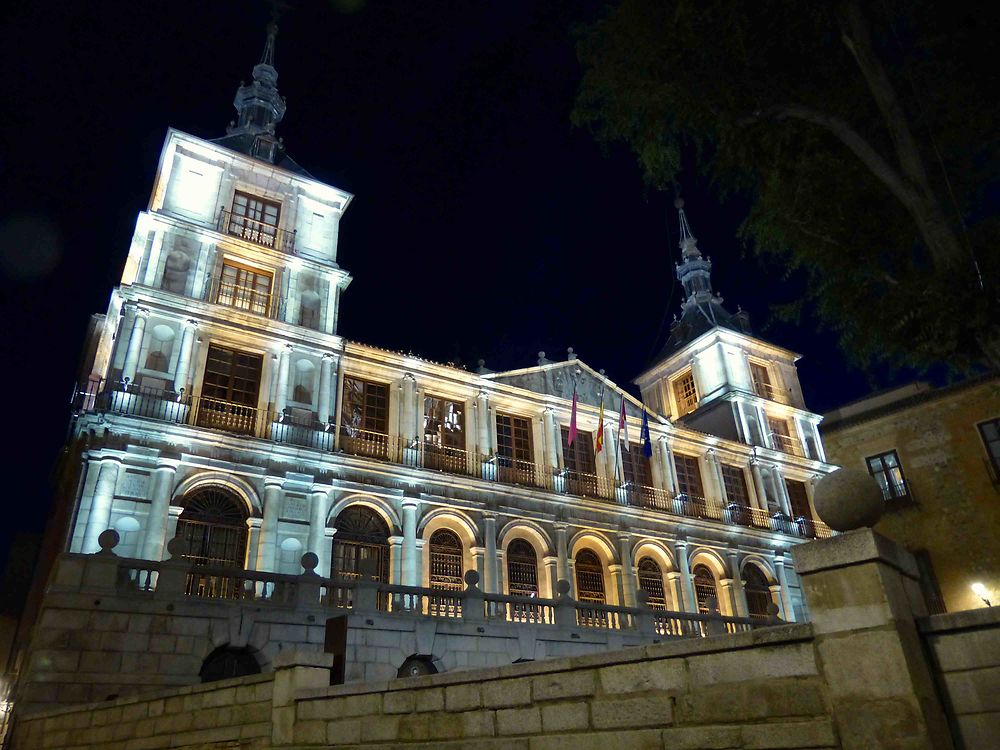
574 0 999 372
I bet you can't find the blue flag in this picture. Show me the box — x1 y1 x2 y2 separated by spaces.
641 408 653 457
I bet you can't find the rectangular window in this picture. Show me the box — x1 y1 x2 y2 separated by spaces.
750 362 771 397
978 418 1000 483
866 450 911 504
720 464 750 506
561 427 597 496
196 344 262 435
622 443 653 488
229 191 281 247
767 417 801 456
674 454 704 499
673 370 699 416
214 260 273 316
340 377 388 435
496 413 535 485
785 479 812 520
423 396 466 472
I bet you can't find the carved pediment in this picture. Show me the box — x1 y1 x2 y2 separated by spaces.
489 361 646 419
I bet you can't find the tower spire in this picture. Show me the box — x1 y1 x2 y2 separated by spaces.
227 21 287 163
673 197 713 299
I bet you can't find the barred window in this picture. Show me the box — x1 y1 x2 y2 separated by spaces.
720 464 750 506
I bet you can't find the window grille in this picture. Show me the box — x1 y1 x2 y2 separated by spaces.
673 371 698 416
693 564 718 614
176 489 249 578
574 549 606 604
561 427 597 495
214 261 273 316
429 529 464 592
331 506 390 583
506 539 539 598
637 558 666 609
742 564 772 622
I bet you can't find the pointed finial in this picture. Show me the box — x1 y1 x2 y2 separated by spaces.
260 22 278 67
675 196 696 248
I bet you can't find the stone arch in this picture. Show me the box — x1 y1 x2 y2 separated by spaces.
497 520 555 599
739 554 777 583
688 546 729 580
199 644 262 683
741 558 777 622
172 470 261 517
328 493 401 535
632 540 677 610
419 510 479 588
568 531 620 606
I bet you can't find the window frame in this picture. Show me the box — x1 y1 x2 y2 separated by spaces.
671 368 699 417
865 449 912 505
978 417 1000 485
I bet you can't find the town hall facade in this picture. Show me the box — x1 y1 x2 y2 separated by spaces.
35 23 835 697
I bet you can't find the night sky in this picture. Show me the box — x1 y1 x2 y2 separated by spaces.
0 1 923 560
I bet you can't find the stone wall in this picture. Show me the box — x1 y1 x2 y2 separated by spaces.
921 606 1000 749
14 624 840 750
821 376 1000 612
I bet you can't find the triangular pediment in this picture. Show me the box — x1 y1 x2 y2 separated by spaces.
485 359 656 421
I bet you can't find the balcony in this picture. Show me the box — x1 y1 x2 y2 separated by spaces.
74 380 832 540
216 208 296 254
769 431 804 458
753 380 790 405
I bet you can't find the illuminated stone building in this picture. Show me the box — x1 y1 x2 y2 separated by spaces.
44 25 836 688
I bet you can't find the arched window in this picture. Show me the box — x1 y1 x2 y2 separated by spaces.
637 558 666 609
176 488 249 569
743 564 772 622
428 529 463 592
506 539 538 598
574 549 606 604
693 564 718 614
199 645 260 683
332 505 389 583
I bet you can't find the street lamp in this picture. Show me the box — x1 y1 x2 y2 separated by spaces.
971 582 992 607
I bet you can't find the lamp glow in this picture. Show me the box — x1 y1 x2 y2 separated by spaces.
971 582 992 607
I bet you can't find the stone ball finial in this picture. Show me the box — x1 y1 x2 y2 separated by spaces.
813 467 884 532
300 552 319 573
463 569 480 587
538 351 545 359
556 579 571 596
165 535 189 559
97 529 120 553
674 197 684 209
477 359 485 367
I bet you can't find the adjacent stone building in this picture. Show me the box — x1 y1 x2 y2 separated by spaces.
821 374 1000 612
17 23 837 708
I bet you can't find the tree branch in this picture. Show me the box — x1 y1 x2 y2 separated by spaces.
740 104 919 208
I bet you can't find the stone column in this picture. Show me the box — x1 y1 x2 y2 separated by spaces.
165 506 183 545
718 579 737 617
773 554 796 623
400 374 417 443
274 344 292 416
771 468 793 516
659 439 678 494
542 556 559 600
617 532 637 607
308 487 330 576
141 461 177 561
172 319 198 395
795 529 955 750
333 356 346 450
750 462 768 512
324 279 339 335
245 518 263 571
609 565 627 607
400 498 420 587
665 572 684 611
256 478 283 573
543 407 559 471
710 451 728 503
727 550 748 616
387 535 403 586
317 354 335 425
121 307 150 386
674 539 696 613
475 390 492 455
554 523 570 594
481 512 498 594
82 457 122 554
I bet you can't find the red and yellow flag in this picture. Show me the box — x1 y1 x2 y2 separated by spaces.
594 392 605 454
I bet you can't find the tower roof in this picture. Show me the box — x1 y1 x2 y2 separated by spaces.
649 198 751 363
210 22 312 176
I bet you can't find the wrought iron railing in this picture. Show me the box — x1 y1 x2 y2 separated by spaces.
217 208 296 254
753 381 790 405
74 380 832 540
769 431 804 457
